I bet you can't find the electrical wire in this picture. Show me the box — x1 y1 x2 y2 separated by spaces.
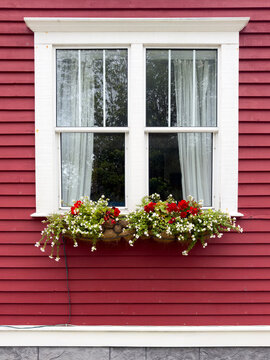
0 236 73 330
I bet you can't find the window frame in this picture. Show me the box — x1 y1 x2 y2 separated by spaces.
25 17 249 217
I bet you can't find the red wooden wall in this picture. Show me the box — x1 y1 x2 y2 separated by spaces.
0 0 270 326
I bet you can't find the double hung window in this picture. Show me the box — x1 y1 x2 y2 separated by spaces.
25 17 248 216
56 47 216 209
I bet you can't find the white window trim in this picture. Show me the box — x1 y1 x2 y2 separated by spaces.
1 325 270 347
24 17 249 217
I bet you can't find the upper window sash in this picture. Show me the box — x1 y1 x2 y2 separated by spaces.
56 48 128 128
146 49 217 128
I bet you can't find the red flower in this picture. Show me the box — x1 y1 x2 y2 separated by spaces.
180 211 187 218
112 207 120 217
189 207 199 216
178 200 189 211
71 206 79 215
71 200 83 215
167 203 178 213
74 200 83 208
168 217 176 224
144 202 156 213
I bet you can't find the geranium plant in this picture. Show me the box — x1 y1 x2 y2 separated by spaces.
35 196 122 261
126 194 243 255
36 194 243 261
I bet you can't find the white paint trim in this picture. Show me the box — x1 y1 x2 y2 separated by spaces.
26 17 248 216
1 325 270 347
145 127 218 133
24 17 249 33
55 127 129 133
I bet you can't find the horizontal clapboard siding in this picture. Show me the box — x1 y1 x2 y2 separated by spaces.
0 0 269 326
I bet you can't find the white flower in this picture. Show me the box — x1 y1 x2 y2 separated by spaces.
73 242 78 247
51 242 55 247
203 243 208 248
55 257 60 262
40 247 45 252
91 246 96 252
49 255 54 259
35 242 40 248
217 233 223 238
129 240 134 247
182 250 188 256
238 225 243 233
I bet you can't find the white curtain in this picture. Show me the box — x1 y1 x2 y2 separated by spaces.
174 51 215 206
57 50 95 205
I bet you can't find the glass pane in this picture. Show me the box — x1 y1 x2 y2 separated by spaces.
56 50 79 127
171 50 193 127
146 49 168 127
149 133 212 206
196 50 217 127
81 50 103 127
146 49 217 127
106 49 128 127
57 49 128 127
61 133 125 206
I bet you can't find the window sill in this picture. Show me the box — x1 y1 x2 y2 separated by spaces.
31 210 244 218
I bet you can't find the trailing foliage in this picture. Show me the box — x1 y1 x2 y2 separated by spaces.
36 194 243 261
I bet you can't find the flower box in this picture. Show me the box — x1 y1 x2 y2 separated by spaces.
36 195 243 261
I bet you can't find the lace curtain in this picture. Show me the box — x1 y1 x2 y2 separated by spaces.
57 50 94 205
173 51 216 206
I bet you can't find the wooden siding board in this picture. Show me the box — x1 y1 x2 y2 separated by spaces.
240 72 270 84
1 291 270 304
1 0 270 9
0 8 270 21
0 1 269 327
3 255 270 269
0 73 34 84
239 122 270 133
0 183 35 195
0 85 34 97
240 47 270 59
3 242 270 257
3 279 270 292
0 146 35 159
240 60 270 71
0 171 34 183
239 147 270 159
240 85 270 98
0 123 34 134
3 267 270 281
239 134 270 147
0 48 34 60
